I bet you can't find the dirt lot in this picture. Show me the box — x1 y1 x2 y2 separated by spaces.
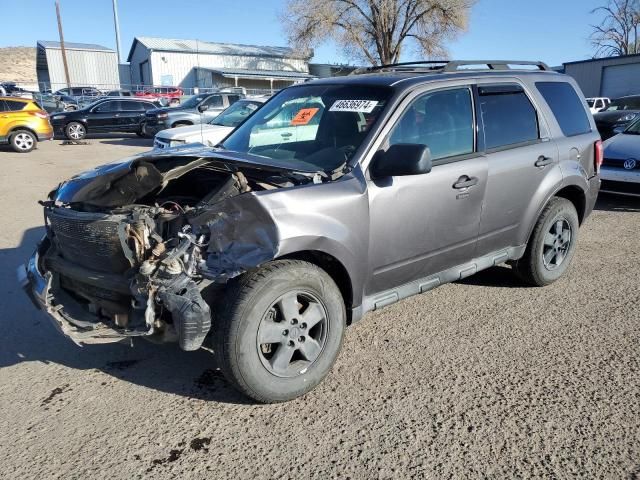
0 137 639 479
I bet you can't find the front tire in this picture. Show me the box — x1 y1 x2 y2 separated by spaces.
65 121 86 140
513 197 579 286
10 130 37 153
213 260 346 403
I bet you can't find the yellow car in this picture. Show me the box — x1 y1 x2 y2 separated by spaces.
0 96 53 153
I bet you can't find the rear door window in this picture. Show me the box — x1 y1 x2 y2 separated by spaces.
203 95 223 108
388 87 475 160
121 101 145 111
479 84 539 150
0 100 8 112
94 101 119 113
536 82 591 137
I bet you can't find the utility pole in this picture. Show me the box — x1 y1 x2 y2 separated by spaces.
55 0 71 89
112 0 122 64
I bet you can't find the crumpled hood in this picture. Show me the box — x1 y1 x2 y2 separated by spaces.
603 133 640 160
52 146 322 206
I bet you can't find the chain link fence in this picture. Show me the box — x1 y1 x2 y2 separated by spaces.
2 80 275 113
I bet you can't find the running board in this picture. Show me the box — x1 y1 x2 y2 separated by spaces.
363 245 526 313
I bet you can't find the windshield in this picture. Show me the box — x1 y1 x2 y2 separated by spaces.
180 94 208 109
623 118 640 134
222 84 391 172
211 100 262 127
603 97 640 111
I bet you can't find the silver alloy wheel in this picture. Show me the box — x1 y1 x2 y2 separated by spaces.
257 291 329 378
67 123 85 140
13 132 34 151
542 218 572 270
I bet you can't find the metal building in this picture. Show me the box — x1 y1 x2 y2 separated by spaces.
563 54 640 98
126 37 314 92
309 63 359 78
36 40 120 92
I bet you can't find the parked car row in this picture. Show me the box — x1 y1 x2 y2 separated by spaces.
153 97 265 149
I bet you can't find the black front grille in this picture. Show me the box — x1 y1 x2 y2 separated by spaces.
47 208 131 273
603 158 640 169
601 180 640 195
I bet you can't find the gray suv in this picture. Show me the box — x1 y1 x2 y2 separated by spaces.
21 61 601 403
143 92 243 136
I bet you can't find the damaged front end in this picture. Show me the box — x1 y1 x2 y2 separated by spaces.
20 148 317 349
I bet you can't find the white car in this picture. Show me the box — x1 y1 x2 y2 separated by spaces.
586 97 610 114
154 98 266 149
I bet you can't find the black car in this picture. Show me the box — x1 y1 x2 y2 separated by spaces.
49 98 159 140
593 95 640 140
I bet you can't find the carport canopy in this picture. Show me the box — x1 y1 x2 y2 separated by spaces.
201 67 315 82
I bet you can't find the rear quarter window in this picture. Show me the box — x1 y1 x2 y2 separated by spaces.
4 100 27 111
536 82 591 137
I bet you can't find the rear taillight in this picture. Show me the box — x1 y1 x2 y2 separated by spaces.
29 111 49 119
594 140 604 174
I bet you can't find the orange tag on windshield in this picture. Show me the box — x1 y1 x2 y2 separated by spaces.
291 107 319 126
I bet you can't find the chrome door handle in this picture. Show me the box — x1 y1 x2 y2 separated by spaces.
535 156 553 167
453 175 478 189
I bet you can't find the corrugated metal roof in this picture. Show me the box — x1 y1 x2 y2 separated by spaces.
37 40 114 52
200 67 314 80
127 36 310 62
563 53 640 66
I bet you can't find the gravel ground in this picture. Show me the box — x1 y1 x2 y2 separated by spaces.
0 138 639 479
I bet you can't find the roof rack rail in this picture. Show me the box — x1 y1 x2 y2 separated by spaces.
442 60 550 71
352 60 550 75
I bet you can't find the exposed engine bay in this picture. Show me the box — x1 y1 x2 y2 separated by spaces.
34 150 324 349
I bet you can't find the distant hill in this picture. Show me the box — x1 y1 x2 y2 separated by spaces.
0 47 37 84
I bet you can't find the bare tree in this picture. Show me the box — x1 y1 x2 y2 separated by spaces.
590 0 640 57
281 0 475 66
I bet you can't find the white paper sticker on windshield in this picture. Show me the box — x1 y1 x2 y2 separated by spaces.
329 99 378 113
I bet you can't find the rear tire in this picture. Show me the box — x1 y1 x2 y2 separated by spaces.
65 121 86 140
513 197 579 286
213 260 346 403
10 130 37 153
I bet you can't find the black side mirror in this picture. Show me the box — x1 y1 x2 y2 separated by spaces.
370 143 432 180
198 104 209 113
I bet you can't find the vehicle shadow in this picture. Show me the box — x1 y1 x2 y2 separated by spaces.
97 137 154 147
0 226 251 405
457 265 528 289
594 192 640 212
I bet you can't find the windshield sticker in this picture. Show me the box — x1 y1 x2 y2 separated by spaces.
291 107 320 126
329 99 378 113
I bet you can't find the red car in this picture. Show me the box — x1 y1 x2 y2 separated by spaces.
135 86 183 105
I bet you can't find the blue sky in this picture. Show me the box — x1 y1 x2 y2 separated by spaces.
1 0 604 66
